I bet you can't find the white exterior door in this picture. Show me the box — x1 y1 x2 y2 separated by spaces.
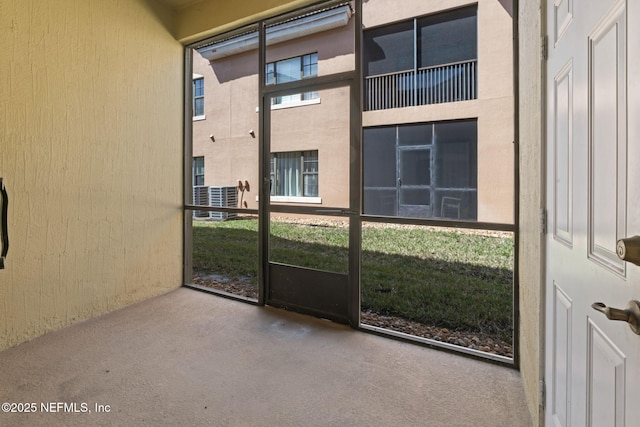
545 0 640 425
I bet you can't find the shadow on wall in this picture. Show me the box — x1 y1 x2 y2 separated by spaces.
208 25 355 84
499 0 513 17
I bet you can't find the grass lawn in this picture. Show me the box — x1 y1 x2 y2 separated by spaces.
193 217 514 343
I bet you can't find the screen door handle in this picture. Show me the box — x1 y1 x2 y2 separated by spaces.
0 178 8 269
591 301 640 335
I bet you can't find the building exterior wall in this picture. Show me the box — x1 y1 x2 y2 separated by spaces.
192 50 260 205
0 0 184 351
192 13 356 210
363 0 514 224
194 0 514 223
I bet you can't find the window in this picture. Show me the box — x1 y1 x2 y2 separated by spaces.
270 151 318 197
192 77 204 118
363 20 414 76
192 157 204 186
266 53 318 105
363 6 477 110
417 7 477 68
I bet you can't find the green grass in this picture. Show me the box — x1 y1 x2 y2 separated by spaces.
361 226 513 341
192 218 514 342
192 217 260 281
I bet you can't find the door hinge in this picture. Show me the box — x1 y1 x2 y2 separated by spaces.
541 35 548 61
539 379 546 409
541 209 547 235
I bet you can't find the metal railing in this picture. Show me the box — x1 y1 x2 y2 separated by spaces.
364 60 477 111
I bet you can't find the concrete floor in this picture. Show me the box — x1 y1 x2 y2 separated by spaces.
0 288 532 427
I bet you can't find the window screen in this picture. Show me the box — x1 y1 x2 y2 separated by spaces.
418 6 477 68
363 20 414 76
434 120 477 188
363 120 478 220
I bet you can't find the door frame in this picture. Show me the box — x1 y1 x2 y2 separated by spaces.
260 78 361 325
182 0 521 367
259 0 363 326
397 145 433 218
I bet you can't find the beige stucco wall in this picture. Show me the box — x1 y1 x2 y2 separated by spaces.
0 0 184 351
518 0 544 425
192 50 260 203
362 0 515 224
192 15 355 209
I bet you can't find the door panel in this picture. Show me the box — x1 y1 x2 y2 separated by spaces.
588 4 627 274
587 319 626 427
399 147 432 217
545 0 640 425
265 84 355 323
552 282 572 427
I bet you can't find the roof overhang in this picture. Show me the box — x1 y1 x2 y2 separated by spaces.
197 4 352 61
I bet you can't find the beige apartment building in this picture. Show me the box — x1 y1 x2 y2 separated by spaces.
192 0 514 224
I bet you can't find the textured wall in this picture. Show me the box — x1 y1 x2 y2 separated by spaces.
518 0 544 425
0 0 184 350
192 16 356 210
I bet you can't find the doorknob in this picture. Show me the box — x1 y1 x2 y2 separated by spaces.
616 236 640 266
591 301 640 335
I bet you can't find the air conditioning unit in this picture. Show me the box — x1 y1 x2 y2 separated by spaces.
208 186 238 221
192 186 211 218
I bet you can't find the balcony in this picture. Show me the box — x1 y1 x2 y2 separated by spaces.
364 59 477 111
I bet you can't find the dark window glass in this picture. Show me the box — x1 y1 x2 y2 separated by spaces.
302 53 318 77
363 127 396 188
400 188 430 206
434 120 477 188
418 6 477 68
266 63 275 85
192 78 204 117
363 20 414 76
192 157 205 186
400 149 430 186
303 150 319 197
363 120 478 220
398 124 432 146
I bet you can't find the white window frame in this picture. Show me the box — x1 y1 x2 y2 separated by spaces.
269 150 320 202
266 53 320 108
192 156 205 186
192 74 205 121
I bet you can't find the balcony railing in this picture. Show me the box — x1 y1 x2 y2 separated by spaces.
364 60 477 111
